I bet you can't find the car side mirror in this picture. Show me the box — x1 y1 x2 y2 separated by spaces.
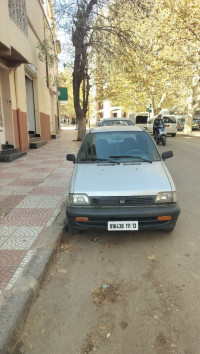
162 151 173 161
66 154 76 163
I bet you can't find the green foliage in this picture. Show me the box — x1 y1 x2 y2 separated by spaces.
37 39 58 67
93 0 200 117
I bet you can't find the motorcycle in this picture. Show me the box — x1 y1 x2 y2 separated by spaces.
154 124 166 146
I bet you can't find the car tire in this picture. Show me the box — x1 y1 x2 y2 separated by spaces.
161 136 166 146
171 133 176 137
65 220 75 234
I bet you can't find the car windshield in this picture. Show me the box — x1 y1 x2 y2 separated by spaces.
77 131 161 163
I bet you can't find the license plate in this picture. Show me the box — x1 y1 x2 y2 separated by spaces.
108 221 138 231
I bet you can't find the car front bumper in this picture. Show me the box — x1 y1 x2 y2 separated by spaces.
66 204 180 232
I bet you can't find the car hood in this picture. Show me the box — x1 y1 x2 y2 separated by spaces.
70 161 174 196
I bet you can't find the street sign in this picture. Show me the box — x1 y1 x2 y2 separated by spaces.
58 87 68 101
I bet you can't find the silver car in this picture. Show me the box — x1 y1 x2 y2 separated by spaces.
97 118 134 126
66 126 180 233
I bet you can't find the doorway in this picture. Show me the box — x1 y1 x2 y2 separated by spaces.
25 76 36 132
0 71 6 146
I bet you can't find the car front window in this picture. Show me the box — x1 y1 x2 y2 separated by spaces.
77 131 161 163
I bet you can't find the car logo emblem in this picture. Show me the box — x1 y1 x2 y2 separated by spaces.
120 198 125 204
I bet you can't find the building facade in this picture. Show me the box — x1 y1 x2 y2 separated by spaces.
0 0 60 152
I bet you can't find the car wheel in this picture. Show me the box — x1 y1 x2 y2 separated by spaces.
65 220 76 234
171 133 176 137
161 136 166 146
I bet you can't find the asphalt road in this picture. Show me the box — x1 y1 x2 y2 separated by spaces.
15 135 200 354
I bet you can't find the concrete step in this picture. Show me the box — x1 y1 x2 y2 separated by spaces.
29 137 43 142
1 144 14 149
29 140 47 149
1 148 20 155
0 151 27 162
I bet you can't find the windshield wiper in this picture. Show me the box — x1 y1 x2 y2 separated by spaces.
109 155 152 163
79 158 120 164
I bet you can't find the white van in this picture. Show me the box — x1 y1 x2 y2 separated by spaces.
129 113 148 129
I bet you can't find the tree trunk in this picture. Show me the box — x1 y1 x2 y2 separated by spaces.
71 0 98 141
184 74 200 133
77 116 87 141
73 59 87 141
184 100 196 134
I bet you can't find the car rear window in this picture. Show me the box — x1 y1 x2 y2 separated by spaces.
136 116 148 124
101 120 133 126
163 116 176 124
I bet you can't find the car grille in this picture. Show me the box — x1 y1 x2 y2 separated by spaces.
89 196 155 207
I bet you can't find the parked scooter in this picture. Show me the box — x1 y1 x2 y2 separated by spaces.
154 121 166 146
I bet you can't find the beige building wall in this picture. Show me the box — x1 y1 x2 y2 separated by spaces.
0 0 60 151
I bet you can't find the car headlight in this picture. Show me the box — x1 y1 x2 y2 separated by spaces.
155 192 177 203
68 193 90 206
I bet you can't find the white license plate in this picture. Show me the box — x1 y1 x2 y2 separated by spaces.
108 221 138 231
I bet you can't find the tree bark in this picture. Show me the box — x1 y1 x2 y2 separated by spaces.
72 0 98 141
184 74 200 133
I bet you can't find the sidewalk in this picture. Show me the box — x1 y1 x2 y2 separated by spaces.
177 130 200 138
0 128 81 353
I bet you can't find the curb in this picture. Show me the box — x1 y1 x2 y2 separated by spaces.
177 132 200 138
0 204 67 354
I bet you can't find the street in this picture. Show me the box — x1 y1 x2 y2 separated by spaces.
15 135 200 354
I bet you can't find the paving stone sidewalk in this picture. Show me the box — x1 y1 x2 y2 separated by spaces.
0 128 80 295
0 127 82 353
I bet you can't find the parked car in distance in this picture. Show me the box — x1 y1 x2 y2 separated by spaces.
66 126 180 233
147 115 177 136
97 118 134 127
192 119 200 130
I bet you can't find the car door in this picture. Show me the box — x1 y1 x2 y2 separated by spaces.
163 116 177 135
147 118 154 133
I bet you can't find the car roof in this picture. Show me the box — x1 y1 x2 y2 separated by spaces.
99 118 132 121
89 126 144 133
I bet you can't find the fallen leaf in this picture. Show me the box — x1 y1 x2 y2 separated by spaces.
171 344 177 348
147 255 156 260
99 324 107 330
92 237 99 242
107 333 111 338
66 248 74 253
61 244 69 249
58 269 67 274
153 315 158 320
105 243 115 248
